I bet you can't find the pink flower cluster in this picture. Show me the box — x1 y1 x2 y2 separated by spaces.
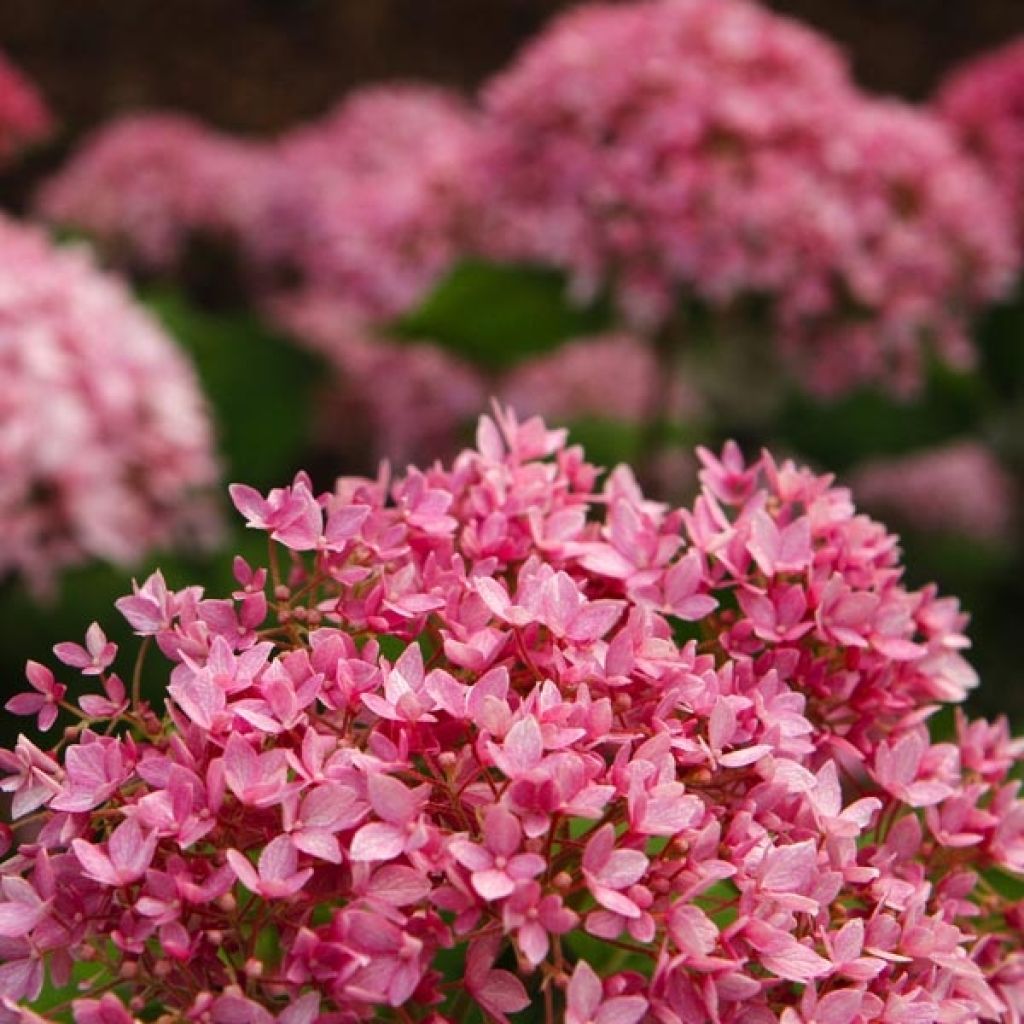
0 50 51 166
850 441 1016 544
246 85 482 323
0 216 220 594
35 113 271 274
2 409 1022 1022
935 37 1024 246
278 301 699 468
478 0 1018 394
500 332 700 427
273 296 486 468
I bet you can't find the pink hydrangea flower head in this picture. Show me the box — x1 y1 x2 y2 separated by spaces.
0 50 51 165
1 408 1021 1022
935 36 1024 244
36 112 272 273
850 440 1017 543
0 215 220 594
499 331 701 427
479 0 1018 394
244 84 482 322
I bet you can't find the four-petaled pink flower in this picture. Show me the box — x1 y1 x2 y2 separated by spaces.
450 806 545 901
501 881 578 967
5 661 66 732
226 836 313 900
54 623 117 676
565 959 647 1024
874 731 955 808
349 772 431 862
582 824 649 921
72 818 158 888
465 935 530 1024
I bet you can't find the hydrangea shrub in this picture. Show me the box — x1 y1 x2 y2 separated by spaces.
1 410 1021 1022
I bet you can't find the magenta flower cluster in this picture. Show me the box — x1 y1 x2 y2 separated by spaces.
479 0 1018 394
35 113 271 274
2 410 1022 1022
0 49 51 166
0 216 220 594
935 36 1024 247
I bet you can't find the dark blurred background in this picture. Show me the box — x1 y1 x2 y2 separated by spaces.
0 0 1022 140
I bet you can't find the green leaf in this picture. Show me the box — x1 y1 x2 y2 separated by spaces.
30 961 110 1019
141 286 325 488
392 260 613 371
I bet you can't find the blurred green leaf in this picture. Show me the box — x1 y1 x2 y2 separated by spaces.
142 287 325 489
392 260 613 371
775 360 988 473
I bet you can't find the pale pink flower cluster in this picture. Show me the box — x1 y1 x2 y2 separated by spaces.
479 0 1018 394
0 216 220 594
246 85 482 323
0 50 51 166
850 441 1016 544
499 332 700 426
35 113 272 274
935 37 1024 246
2 408 1022 1022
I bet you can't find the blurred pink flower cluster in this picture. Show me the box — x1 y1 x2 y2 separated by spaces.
500 331 700 426
479 0 1018 394
0 217 220 594
273 296 486 468
936 37 1024 246
850 441 1017 544
279 298 691 467
2 409 1022 1022
242 85 483 323
0 50 51 166
35 113 270 274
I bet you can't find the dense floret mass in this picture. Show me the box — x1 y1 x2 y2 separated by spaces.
2 410 1022 1022
479 0 1018 394
0 216 220 593
935 37 1024 245
35 113 271 273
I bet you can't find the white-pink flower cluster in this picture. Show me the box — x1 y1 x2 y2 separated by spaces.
850 441 1016 544
35 112 272 274
478 0 1019 394
935 37 1024 247
0 216 220 593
